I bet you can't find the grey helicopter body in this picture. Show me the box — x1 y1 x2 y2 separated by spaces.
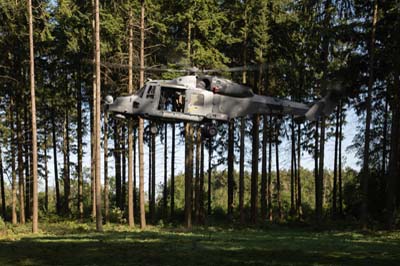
105 75 339 135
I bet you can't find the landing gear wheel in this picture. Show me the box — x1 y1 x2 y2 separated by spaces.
150 125 158 134
207 125 217 137
202 123 217 138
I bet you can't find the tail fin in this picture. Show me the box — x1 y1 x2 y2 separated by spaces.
305 87 342 121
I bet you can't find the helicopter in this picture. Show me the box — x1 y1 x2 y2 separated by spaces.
104 73 341 137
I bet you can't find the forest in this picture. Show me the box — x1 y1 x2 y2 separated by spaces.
0 0 400 265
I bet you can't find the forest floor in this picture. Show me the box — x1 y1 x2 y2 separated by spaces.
0 221 399 266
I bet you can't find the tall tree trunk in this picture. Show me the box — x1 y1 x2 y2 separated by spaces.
261 115 267 221
0 140 6 220
114 123 121 209
138 0 146 229
104 111 109 223
361 0 378 229
24 104 30 218
28 0 38 232
317 117 325 223
195 127 201 222
10 99 17 225
170 123 175 217
297 123 302 218
148 132 152 220
126 7 134 227
200 136 205 224
151 129 156 222
386 69 400 228
208 137 212 215
133 128 137 216
52 103 60 215
290 117 295 215
333 106 339 218
382 89 389 175
268 116 273 221
275 120 282 221
184 123 193 228
227 120 234 220
314 120 319 219
77 71 84 220
44 133 48 212
94 0 103 231
17 101 25 224
239 117 245 223
91 0 97 221
163 124 168 218
338 102 343 216
63 108 71 214
251 114 259 224
122 127 126 211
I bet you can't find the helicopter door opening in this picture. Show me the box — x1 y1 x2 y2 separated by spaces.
158 87 186 113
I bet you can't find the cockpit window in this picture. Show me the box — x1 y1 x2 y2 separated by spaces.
136 86 145 98
146 86 156 99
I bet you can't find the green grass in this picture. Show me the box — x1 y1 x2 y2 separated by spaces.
0 222 399 266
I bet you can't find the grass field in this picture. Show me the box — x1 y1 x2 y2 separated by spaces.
0 222 399 266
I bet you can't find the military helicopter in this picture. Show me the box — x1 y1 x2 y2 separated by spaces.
104 71 341 137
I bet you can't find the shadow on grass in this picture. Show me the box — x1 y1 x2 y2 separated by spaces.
0 228 399 266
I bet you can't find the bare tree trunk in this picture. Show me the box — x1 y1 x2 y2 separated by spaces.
44 133 48 212
195 127 201 222
163 124 168 218
290 117 295 215
52 103 60 215
91 0 97 221
94 0 103 231
114 123 122 209
361 0 378 229
239 117 245 223
275 120 282 221
0 140 6 220
148 133 152 212
268 116 273 221
207 137 212 215
17 101 25 224
139 0 146 229
23 104 30 219
338 103 343 216
170 123 175 217
28 0 38 232
10 99 17 225
333 106 339 218
133 128 137 216
151 129 156 222
261 115 267 221
77 71 84 220
184 123 193 229
122 127 127 211
382 90 389 175
126 7 135 227
62 109 70 214
227 120 234 220
200 137 205 224
251 114 259 224
386 69 400 228
317 117 325 223
104 111 109 223
297 123 302 218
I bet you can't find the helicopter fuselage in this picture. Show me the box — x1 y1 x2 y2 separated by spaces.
105 75 316 123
